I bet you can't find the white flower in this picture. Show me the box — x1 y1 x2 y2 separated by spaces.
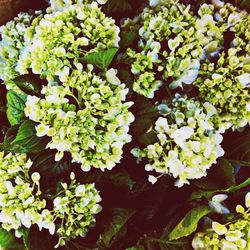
221 240 237 250
97 0 108 4
168 36 180 51
75 185 86 197
155 117 169 133
106 68 121 85
170 126 194 147
4 181 15 195
204 102 217 118
36 124 50 137
212 194 228 203
212 221 227 235
245 192 250 208
192 236 206 249
148 175 158 184
236 73 250 88
31 172 41 184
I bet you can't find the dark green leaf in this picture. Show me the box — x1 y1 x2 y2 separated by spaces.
6 75 41 96
120 30 137 48
5 120 49 153
83 48 119 69
132 95 158 145
193 158 235 190
190 177 250 200
103 0 132 15
30 150 71 189
98 208 135 248
6 90 27 126
81 168 135 190
117 69 133 87
168 206 211 241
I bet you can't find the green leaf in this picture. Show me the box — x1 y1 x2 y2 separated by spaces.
6 90 27 126
5 120 49 153
103 0 132 15
6 75 41 96
81 168 135 190
120 30 137 48
83 48 119 69
30 150 71 189
190 177 250 200
98 208 135 248
168 206 211 241
132 95 158 145
0 228 24 249
192 158 235 190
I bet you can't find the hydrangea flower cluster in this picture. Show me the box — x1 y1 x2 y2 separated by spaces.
52 172 102 248
131 95 224 187
124 2 226 98
0 152 102 247
0 11 42 82
25 65 134 171
0 152 46 233
47 0 108 12
192 192 250 250
194 3 250 130
18 2 120 82
124 1 250 130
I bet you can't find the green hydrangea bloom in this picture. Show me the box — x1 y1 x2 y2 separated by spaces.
19 2 120 82
123 1 226 98
52 172 102 248
0 152 46 232
192 192 250 250
25 64 134 171
0 11 42 82
193 3 250 130
47 0 108 12
131 95 224 187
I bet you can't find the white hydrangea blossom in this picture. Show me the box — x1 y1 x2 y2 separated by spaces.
25 64 134 171
131 95 224 187
48 0 108 12
123 1 226 98
0 152 46 232
52 172 102 248
0 11 42 82
192 192 250 250
194 3 250 130
18 2 120 82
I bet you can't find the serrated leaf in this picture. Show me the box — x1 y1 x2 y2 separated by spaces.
168 206 211 241
6 90 27 126
6 75 41 96
83 48 119 69
98 208 135 248
6 120 49 153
